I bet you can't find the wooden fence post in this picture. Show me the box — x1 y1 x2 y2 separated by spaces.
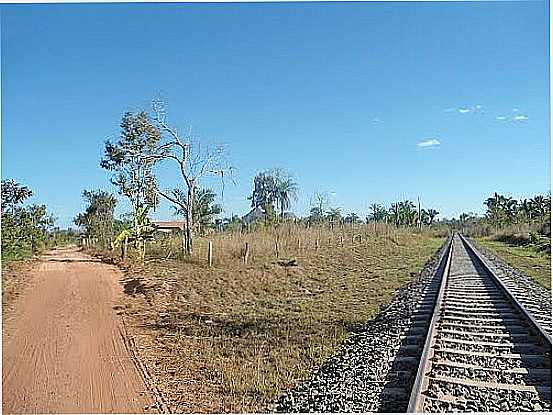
208 241 213 267
244 242 249 264
123 236 128 260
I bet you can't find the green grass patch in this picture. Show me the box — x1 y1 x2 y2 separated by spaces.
476 238 551 289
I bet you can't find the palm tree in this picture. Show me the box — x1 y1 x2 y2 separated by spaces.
368 203 387 222
426 209 439 225
520 199 534 222
532 195 547 217
485 192 508 226
326 207 342 227
503 197 518 222
275 176 298 218
344 212 360 224
389 203 401 227
399 200 417 226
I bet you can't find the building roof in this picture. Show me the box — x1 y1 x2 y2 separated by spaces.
152 220 185 230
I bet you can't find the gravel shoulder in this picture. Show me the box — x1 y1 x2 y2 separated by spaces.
469 238 552 334
2 246 156 414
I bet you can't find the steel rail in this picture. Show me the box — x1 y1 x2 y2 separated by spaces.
406 232 551 413
406 235 454 413
458 233 551 347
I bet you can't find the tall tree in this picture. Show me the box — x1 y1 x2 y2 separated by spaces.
485 192 508 226
399 200 417 226
149 100 232 255
101 111 160 253
389 202 401 227
274 171 298 218
368 203 387 222
249 170 278 217
1 179 33 214
74 189 117 248
311 191 330 215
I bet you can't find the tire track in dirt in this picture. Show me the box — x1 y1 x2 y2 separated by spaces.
2 247 157 413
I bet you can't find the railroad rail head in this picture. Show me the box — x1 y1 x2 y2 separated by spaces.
406 235 453 413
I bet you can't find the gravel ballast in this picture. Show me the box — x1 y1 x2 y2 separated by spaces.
469 239 552 334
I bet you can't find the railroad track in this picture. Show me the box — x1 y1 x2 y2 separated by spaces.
407 233 552 412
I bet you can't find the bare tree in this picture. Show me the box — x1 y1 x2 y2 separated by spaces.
310 190 330 214
149 100 233 255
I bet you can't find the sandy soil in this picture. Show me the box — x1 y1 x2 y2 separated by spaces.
2 246 155 414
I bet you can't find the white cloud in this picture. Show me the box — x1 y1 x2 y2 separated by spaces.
513 114 529 121
496 115 507 120
371 117 381 123
512 108 519 112
417 138 441 148
447 104 484 114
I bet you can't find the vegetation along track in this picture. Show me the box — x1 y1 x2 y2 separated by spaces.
407 233 551 412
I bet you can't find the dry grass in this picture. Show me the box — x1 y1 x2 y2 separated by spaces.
92 224 445 413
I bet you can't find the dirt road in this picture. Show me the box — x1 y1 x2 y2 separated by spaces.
2 247 154 413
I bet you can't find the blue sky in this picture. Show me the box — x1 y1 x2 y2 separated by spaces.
1 1 550 227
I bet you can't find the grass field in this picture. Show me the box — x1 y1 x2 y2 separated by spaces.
102 225 445 412
476 238 551 289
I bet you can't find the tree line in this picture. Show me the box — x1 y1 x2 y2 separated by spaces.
484 192 550 227
71 99 550 261
1 179 58 261
72 96 445 260
442 192 551 237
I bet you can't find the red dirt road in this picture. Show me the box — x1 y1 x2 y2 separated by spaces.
2 247 154 413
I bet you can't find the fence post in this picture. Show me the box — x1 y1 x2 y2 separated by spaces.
275 240 279 258
340 235 343 246
208 241 213 267
244 242 249 264
123 236 128 260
